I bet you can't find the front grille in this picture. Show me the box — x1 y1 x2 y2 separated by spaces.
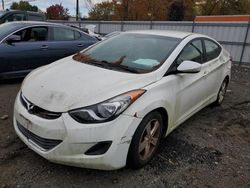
17 121 62 151
20 93 61 120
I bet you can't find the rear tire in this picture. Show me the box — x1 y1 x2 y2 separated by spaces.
127 111 163 169
213 78 228 106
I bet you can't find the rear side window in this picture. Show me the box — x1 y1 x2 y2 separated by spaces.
30 27 48 41
28 14 44 21
53 27 76 41
204 40 221 62
192 40 203 54
176 41 203 65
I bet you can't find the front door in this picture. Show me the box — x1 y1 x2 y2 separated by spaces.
2 26 50 72
171 39 209 127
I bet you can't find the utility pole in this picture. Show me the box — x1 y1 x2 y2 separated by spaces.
76 0 79 21
1 0 4 10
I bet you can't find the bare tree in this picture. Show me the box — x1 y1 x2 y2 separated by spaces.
84 0 94 11
1 0 4 10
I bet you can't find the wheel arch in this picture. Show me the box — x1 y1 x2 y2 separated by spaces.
134 107 169 138
224 75 230 84
154 107 169 138
126 106 170 168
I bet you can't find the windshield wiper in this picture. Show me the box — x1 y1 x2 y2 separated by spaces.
89 60 114 70
99 61 140 73
73 53 140 73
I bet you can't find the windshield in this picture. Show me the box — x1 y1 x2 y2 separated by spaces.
73 33 180 73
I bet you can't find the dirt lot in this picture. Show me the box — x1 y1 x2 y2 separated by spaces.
0 65 249 188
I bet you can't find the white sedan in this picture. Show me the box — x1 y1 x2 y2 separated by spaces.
13 30 231 170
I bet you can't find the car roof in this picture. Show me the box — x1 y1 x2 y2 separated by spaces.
4 21 68 27
1 10 44 14
1 21 90 34
125 30 194 39
0 21 97 41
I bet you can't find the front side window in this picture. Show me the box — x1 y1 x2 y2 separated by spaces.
7 26 48 42
5 13 25 22
73 33 181 73
204 40 221 62
176 40 203 65
53 27 75 41
192 40 203 55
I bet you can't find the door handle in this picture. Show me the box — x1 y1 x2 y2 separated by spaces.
40 45 48 49
77 44 84 47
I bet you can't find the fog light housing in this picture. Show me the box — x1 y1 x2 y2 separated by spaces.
85 141 112 155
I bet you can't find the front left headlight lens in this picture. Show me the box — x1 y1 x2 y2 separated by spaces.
69 89 146 124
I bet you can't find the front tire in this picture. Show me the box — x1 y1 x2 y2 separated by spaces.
127 111 163 169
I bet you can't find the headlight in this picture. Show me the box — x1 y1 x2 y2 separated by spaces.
69 89 146 123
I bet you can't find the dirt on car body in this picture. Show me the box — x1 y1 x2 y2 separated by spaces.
0 65 249 188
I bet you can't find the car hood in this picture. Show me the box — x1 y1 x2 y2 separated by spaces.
21 56 157 112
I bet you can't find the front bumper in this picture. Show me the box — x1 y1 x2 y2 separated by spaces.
13 93 142 170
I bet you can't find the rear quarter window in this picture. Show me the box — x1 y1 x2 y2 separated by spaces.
74 31 81 40
81 33 96 41
204 39 221 62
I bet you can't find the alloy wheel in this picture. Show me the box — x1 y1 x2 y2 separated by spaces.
138 119 161 161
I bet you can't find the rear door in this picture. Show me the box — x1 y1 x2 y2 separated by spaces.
2 26 50 72
202 39 223 100
47 26 96 62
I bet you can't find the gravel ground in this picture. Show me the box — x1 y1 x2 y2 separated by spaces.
0 65 249 188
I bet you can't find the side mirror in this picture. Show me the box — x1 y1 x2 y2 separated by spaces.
6 35 21 44
177 60 201 73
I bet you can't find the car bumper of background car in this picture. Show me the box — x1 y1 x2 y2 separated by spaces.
13 93 142 170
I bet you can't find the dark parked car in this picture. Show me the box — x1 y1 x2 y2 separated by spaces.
0 10 46 24
0 21 98 79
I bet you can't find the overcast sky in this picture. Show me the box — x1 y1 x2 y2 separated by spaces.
1 0 107 16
